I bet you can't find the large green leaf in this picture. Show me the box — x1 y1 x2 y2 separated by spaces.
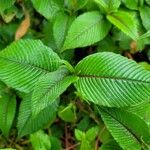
62 11 111 51
98 107 150 150
31 0 60 20
0 39 62 93
140 6 150 30
31 67 78 117
0 0 15 13
107 11 138 40
75 52 150 107
17 94 58 137
0 93 16 137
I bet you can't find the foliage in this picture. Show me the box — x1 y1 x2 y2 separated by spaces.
0 0 150 150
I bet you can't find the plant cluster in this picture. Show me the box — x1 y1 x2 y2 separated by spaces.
0 0 150 150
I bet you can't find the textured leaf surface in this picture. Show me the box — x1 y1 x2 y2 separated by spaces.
31 0 60 19
140 6 150 30
98 107 150 150
31 67 78 117
0 39 61 93
62 11 111 51
53 13 73 50
17 94 58 137
107 11 138 40
0 93 16 137
75 52 150 107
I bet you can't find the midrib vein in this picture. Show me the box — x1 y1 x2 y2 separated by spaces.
79 74 150 84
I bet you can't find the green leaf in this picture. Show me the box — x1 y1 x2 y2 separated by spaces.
107 11 138 40
122 0 139 10
30 130 51 150
75 129 84 141
31 0 60 20
50 136 62 150
0 0 15 13
17 94 58 137
98 107 150 150
0 93 16 137
100 140 123 150
94 0 121 12
86 126 99 141
62 11 111 51
31 67 78 117
75 52 150 107
58 103 76 122
53 12 73 50
139 30 150 40
0 39 62 93
140 6 150 30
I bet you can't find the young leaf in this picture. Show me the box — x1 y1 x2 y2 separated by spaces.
31 67 78 117
31 0 60 20
98 107 150 150
75 52 150 107
0 93 16 137
17 94 58 137
58 103 76 122
140 6 150 30
0 39 62 93
62 11 111 51
30 130 51 150
107 11 138 40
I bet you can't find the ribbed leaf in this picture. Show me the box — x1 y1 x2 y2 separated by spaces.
0 0 15 13
98 107 150 150
107 11 138 40
17 94 58 137
75 52 150 107
0 93 16 137
140 6 150 30
31 0 60 20
62 11 111 51
53 13 73 50
32 67 78 117
0 39 62 93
